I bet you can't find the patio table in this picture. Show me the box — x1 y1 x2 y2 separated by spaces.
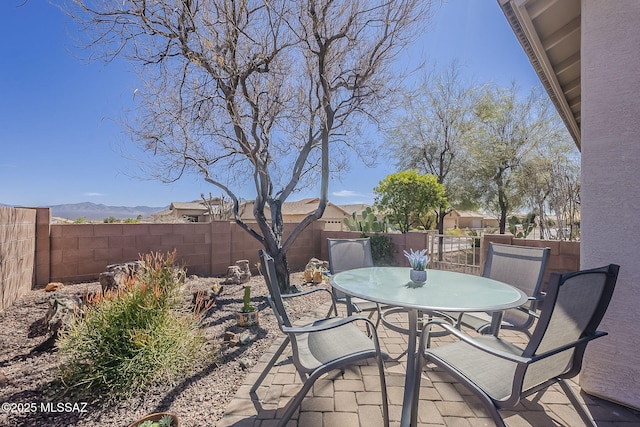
330 267 528 427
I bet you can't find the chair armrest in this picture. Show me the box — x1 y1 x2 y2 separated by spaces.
282 314 375 335
420 319 531 365
283 315 383 354
528 292 546 302
529 330 608 362
527 292 546 311
422 321 609 366
282 287 334 301
513 305 540 318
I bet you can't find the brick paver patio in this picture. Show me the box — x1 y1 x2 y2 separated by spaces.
218 305 640 427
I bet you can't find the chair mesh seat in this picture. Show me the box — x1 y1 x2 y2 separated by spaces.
428 336 523 401
295 318 377 371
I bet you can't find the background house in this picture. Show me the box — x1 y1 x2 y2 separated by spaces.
167 201 210 222
240 198 353 231
443 210 499 230
165 198 236 222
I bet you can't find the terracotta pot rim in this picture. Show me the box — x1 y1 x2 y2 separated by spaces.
128 411 179 427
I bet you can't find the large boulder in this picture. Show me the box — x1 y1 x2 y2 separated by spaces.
304 258 329 284
32 293 86 352
222 260 252 285
99 261 140 294
305 258 329 271
44 282 65 292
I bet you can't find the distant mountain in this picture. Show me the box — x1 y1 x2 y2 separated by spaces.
48 202 167 221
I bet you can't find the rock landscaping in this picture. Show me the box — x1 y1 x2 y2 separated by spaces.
0 268 328 426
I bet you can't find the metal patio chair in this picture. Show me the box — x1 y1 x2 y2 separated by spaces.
415 264 620 427
257 249 389 427
453 242 550 335
327 238 382 326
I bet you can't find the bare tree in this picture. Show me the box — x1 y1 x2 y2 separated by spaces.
518 138 577 240
64 0 432 291
548 160 581 240
200 193 236 221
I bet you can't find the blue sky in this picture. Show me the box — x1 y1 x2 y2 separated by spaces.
0 1 541 208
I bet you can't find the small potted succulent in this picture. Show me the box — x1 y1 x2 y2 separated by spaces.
128 412 179 427
404 248 429 283
236 285 259 326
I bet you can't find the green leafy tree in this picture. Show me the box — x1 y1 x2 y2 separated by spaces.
466 84 566 233
374 170 446 233
384 61 477 233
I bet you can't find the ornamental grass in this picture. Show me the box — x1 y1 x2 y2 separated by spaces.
57 251 207 398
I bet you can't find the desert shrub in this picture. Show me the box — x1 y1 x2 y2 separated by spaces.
57 251 206 398
466 229 481 248
444 227 465 236
369 233 396 266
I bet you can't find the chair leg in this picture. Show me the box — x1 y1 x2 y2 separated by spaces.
365 309 380 337
374 304 382 329
276 370 323 427
375 351 390 427
250 336 290 393
412 349 426 426
558 379 597 427
421 354 507 427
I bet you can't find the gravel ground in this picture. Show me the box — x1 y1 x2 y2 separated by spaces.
0 271 327 427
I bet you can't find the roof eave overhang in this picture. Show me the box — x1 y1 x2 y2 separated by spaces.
498 0 581 150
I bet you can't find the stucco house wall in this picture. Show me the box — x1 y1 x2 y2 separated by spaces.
579 0 640 409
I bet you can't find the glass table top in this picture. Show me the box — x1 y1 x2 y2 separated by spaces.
331 267 528 312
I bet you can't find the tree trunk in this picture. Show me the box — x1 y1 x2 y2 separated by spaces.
496 171 507 234
437 208 446 261
252 200 296 294
273 250 293 293
499 211 507 234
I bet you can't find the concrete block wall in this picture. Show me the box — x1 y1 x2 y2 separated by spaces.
227 222 323 275
47 221 324 283
3 210 582 307
0 207 37 309
50 222 215 282
34 208 51 288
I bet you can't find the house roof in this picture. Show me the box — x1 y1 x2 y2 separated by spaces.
282 198 351 216
498 0 581 149
241 198 351 217
170 198 226 211
338 203 372 215
451 210 485 218
170 202 207 211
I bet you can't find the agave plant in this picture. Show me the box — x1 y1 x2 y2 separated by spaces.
138 414 176 427
403 248 429 271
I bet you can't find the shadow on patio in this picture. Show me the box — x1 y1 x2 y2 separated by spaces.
217 304 640 427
